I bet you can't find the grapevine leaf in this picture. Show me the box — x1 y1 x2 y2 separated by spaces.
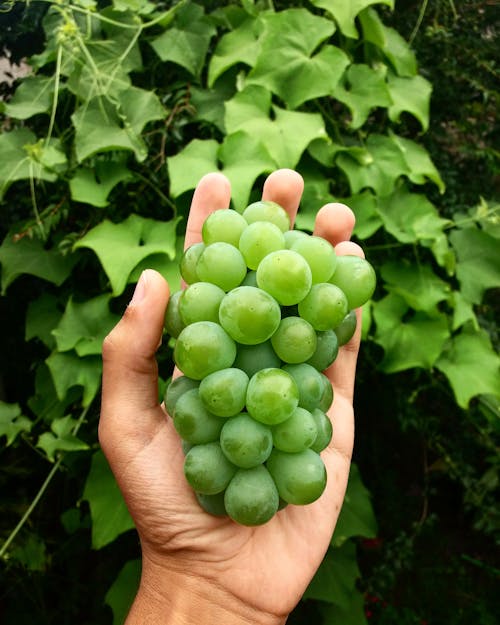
105 559 141 625
191 78 235 132
358 5 386 47
296 167 335 231
332 464 377 547
0 231 77 294
167 139 219 198
349 191 383 240
28 364 78 422
304 541 360 608
4 75 55 120
246 9 349 109
37 416 90 462
119 86 165 135
10 534 47 572
52 295 120 357
0 402 32 446
318 590 367 625
390 134 445 193
82 450 135 549
46 352 102 407
449 227 500 304
310 0 394 39
150 3 216 77
25 293 62 349
387 74 432 131
450 291 478 331
70 160 133 207
334 64 391 129
435 329 500 408
373 293 450 372
74 214 180 296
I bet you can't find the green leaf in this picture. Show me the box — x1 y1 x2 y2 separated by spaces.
318 590 367 625
450 291 478 331
296 167 335 231
25 293 62 349
311 0 394 39
0 230 77 294
82 450 135 549
167 139 219 198
10 534 47 572
246 9 349 109
304 541 360 608
0 402 32 446
28 364 78 422
435 329 500 408
70 160 133 207
119 86 165 135
332 464 377 546
334 63 391 129
52 294 120 357
4 75 55 120
449 227 500 304
37 415 90 462
74 214 180 296
150 3 216 77
46 352 102 407
387 73 432 131
373 293 450 372
105 559 141 625
390 133 445 193
349 191 383 239
191 78 235 132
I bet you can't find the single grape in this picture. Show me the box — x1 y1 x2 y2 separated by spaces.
224 466 279 526
184 442 236 495
272 407 318 453
283 229 308 249
195 492 227 517
298 283 348 331
306 330 339 371
202 209 248 247
241 270 258 287
164 375 199 417
196 242 247 292
270 316 317 364
180 242 205 285
173 388 224 444
179 282 225 325
266 448 327 505
218 286 281 345
282 363 324 412
232 341 281 378
291 235 337 283
246 368 299 425
238 221 285 270
199 368 249 418
329 255 376 309
318 373 334 413
310 409 333 453
220 413 273 468
174 321 236 380
334 310 357 346
164 290 185 338
242 200 290 232
256 250 312 306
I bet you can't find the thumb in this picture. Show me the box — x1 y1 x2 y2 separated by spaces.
99 269 170 460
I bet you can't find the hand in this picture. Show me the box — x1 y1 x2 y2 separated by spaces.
99 169 364 624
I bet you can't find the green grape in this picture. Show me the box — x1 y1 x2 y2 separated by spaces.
241 270 258 287
272 407 318 453
202 209 248 247
270 316 317 364
310 409 333 453
173 388 224 444
180 242 205 284
256 250 312 306
164 290 185 338
182 440 194 455
164 375 199 417
329 255 376 309
238 221 285 270
224 466 279 526
174 321 236 380
179 282 225 325
298 283 348 331
195 492 227 517
334 310 357 346
196 242 247 292
318 373 334 412
184 442 236 495
306 330 339 371
291 235 337 284
218 286 281 345
284 229 308 249
199 368 249 418
266 449 327 505
242 200 290 232
282 363 324 412
232 341 281 378
246 368 299 425
220 413 273 468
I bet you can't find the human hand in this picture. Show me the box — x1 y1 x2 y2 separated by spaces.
99 169 364 624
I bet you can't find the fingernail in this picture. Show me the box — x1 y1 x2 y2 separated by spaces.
129 271 147 305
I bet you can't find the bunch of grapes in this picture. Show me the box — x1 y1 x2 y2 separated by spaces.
164 200 375 526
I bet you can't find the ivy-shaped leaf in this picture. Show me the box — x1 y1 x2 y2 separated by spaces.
435 329 500 408
37 415 90 462
387 73 432 131
0 402 32 446
82 450 135 549
167 139 219 199
70 160 133 207
246 9 349 109
4 75 55 120
349 191 383 240
105 559 141 625
74 214 180 296
449 291 478 332
46 352 102 407
390 133 445 193
311 0 394 39
25 293 62 349
318 590 367 625
191 77 235 132
27 364 80 423
296 166 335 231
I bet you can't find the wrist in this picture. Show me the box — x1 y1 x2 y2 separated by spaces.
126 555 287 625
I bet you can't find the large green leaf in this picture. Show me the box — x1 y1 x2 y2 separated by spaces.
0 402 32 447
435 329 500 408
37 415 90 462
105 559 141 625
318 590 367 625
167 139 219 198
349 191 383 240
25 293 62 349
82 450 135 549
390 134 445 193
70 160 133 207
311 0 394 38
74 214 180 296
246 9 349 109
28 364 78 423
4 75 55 120
450 227 500 304
46 352 102 407
387 73 432 131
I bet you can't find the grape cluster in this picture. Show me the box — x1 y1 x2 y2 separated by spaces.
164 200 376 526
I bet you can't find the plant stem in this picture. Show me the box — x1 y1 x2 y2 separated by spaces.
409 0 429 45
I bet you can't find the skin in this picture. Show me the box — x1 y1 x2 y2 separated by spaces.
99 169 364 624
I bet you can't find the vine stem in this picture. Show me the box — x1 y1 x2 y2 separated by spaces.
409 0 429 45
0 404 91 560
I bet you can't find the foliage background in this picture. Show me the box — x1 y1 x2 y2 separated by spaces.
0 1 498 624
